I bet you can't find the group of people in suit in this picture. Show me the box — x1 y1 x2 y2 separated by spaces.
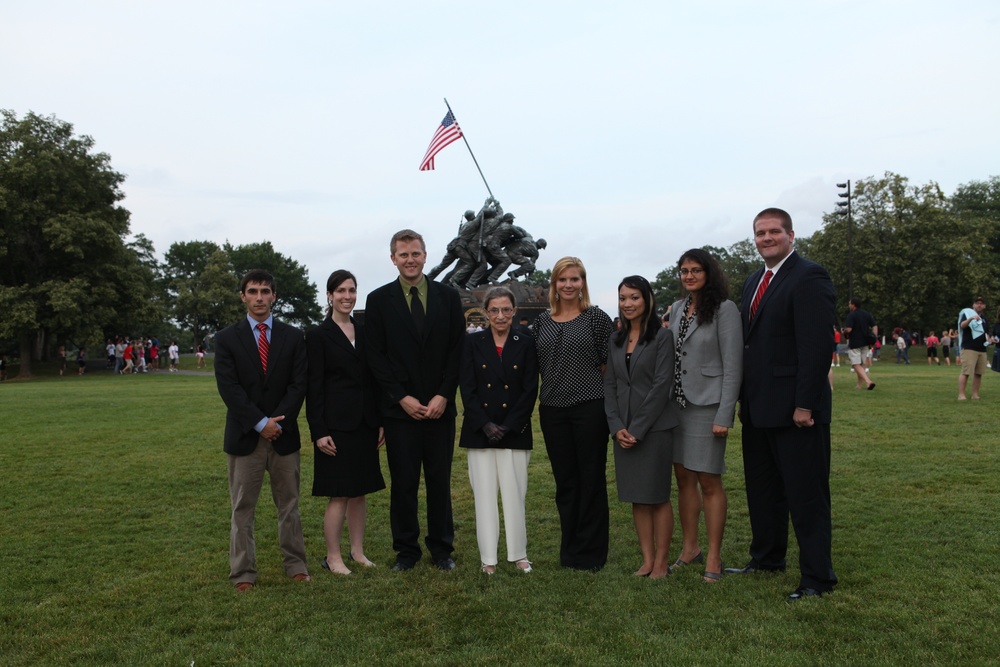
213 207 838 602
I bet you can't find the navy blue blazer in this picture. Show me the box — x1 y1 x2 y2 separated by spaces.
739 251 835 427
215 317 307 456
458 325 539 449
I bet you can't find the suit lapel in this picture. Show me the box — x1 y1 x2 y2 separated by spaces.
324 317 358 357
424 281 445 342
478 331 504 378
389 282 422 342
629 338 648 376
265 320 286 378
236 319 265 379
746 251 799 335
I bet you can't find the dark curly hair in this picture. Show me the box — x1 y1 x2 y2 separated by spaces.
677 249 728 325
613 275 659 347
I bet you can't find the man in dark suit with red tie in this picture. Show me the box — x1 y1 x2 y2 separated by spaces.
726 208 838 601
364 229 465 572
214 269 310 591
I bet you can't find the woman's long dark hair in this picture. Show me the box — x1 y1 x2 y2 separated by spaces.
677 249 728 325
613 275 659 347
325 269 357 319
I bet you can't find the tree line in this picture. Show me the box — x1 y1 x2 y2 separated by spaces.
1 111 319 377
3 110 997 377
651 174 999 334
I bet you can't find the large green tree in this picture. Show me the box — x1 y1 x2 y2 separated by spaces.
161 239 321 340
0 110 156 377
225 241 321 329
950 176 1000 302
806 172 993 332
172 249 243 346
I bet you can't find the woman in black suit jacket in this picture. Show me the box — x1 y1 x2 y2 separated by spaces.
459 286 539 575
306 270 385 575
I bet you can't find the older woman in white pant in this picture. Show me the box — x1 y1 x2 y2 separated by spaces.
459 287 539 574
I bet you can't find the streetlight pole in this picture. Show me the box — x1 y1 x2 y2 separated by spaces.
836 181 852 300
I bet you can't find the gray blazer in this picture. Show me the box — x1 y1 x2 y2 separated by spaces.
604 326 678 441
668 299 743 428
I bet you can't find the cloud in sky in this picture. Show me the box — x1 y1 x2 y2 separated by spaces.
4 1 998 314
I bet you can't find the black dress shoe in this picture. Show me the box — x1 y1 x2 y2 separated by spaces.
433 557 456 571
391 560 416 572
787 587 824 601
724 562 786 575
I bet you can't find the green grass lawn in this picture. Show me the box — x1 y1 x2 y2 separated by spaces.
1 357 997 665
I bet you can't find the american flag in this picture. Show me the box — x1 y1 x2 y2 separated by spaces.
419 110 463 171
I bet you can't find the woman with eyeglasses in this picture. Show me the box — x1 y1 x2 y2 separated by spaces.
667 249 742 583
604 275 678 578
532 256 613 571
459 286 539 574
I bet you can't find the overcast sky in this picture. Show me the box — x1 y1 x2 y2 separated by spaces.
5 1 998 315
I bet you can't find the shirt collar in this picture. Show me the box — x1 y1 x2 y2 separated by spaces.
399 275 427 296
247 313 274 330
762 249 795 276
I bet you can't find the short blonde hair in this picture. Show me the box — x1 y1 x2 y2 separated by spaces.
548 256 591 313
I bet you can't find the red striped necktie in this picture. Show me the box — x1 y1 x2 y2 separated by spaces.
257 322 269 373
749 270 773 320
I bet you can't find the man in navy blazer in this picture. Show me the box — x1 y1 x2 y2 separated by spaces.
364 229 465 571
214 269 309 591
727 208 838 601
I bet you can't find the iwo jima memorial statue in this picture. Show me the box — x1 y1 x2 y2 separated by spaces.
413 100 549 327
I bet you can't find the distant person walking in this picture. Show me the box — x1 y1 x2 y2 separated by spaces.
168 341 180 372
940 331 952 366
924 331 941 366
844 297 876 390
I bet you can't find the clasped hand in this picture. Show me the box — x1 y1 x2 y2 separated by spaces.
615 428 638 448
261 416 285 441
400 395 448 420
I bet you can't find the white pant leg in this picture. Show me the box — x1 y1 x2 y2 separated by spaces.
497 448 530 562
467 448 500 566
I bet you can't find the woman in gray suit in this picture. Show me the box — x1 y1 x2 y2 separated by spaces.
604 275 677 578
668 249 743 583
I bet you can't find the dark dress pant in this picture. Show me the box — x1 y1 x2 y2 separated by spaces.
741 421 838 591
383 417 456 565
539 399 610 570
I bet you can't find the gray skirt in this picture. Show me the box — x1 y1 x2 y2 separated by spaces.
614 429 673 504
673 402 727 474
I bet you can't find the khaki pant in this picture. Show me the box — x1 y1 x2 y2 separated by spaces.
228 437 308 584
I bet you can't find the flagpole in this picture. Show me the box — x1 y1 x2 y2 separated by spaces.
444 98 494 199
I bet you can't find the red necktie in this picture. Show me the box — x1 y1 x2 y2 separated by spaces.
257 322 269 373
749 270 773 320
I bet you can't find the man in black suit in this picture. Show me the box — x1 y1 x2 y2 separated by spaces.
364 229 465 571
726 208 838 601
214 269 310 591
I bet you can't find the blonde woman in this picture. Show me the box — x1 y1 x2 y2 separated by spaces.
532 257 613 571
